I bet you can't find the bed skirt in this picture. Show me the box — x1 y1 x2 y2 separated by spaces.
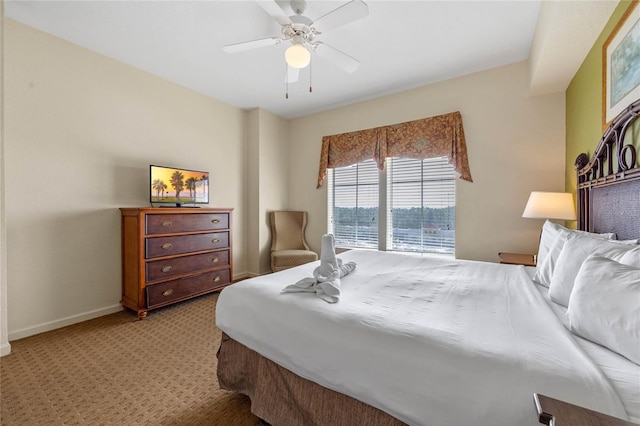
216 333 406 426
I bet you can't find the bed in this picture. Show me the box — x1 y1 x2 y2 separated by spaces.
216 99 640 426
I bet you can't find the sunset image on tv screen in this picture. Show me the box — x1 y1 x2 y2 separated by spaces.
150 166 209 204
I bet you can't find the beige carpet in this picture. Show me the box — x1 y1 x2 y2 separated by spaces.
0 293 262 425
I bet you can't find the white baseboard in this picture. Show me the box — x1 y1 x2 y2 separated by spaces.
8 304 123 342
0 341 11 357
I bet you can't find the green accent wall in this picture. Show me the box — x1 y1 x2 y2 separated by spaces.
566 0 638 197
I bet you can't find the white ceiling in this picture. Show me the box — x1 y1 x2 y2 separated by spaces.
4 0 617 119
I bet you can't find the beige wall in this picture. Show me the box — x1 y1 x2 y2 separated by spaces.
4 19 248 339
1 2 11 356
246 108 289 276
246 110 260 274
288 62 566 261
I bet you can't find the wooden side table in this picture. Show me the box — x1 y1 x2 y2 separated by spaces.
534 393 638 426
498 252 536 266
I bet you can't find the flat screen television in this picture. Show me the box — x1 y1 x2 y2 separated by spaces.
150 165 209 207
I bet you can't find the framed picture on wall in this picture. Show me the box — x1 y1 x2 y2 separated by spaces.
603 0 640 129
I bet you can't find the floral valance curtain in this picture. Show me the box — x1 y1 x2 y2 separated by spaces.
316 111 473 188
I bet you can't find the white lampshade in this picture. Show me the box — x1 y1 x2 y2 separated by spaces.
285 44 311 69
522 191 577 220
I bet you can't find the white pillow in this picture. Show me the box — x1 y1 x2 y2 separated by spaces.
536 220 615 266
567 256 640 365
533 229 570 287
533 222 616 287
548 233 640 306
536 221 565 268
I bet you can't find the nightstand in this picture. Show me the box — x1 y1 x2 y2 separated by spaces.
534 393 638 426
498 252 536 266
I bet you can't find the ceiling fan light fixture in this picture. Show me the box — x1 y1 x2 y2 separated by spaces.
285 43 311 68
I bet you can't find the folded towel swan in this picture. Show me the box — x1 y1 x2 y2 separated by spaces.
282 234 356 303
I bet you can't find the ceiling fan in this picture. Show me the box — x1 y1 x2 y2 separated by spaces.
222 0 369 84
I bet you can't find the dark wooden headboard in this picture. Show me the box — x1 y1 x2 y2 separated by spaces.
575 99 640 240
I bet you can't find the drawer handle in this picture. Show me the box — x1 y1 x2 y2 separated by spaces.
212 257 219 263
212 219 220 224
161 221 172 227
161 243 173 250
162 289 174 296
213 276 221 283
212 238 220 244
161 266 172 273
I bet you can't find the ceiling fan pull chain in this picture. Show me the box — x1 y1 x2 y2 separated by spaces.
309 58 313 93
285 63 289 99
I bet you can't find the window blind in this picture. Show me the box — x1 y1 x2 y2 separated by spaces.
387 157 455 254
328 159 379 248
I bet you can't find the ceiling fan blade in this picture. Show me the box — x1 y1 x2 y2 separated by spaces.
313 42 359 73
222 37 281 53
286 66 300 83
256 0 292 26
311 0 369 34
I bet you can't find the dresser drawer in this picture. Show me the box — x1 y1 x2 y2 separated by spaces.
146 232 229 259
146 213 229 235
146 250 229 282
146 269 231 308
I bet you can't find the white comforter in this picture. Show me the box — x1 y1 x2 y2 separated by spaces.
216 250 628 425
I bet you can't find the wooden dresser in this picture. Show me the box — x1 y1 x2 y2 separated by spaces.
120 207 233 319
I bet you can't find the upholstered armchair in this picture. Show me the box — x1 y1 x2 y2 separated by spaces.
270 211 318 272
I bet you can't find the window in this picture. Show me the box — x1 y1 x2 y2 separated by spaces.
328 160 379 248
386 157 455 254
328 157 455 255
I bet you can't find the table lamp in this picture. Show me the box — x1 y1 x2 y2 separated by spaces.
523 192 576 265
522 191 577 221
